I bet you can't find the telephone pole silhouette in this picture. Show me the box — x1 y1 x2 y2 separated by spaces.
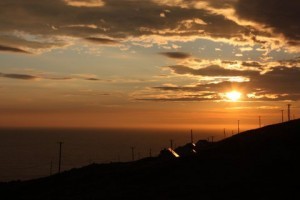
223 128 226 138
50 160 53 176
190 129 194 143
58 142 63 173
237 120 240 134
210 136 214 143
281 110 284 123
259 116 261 128
131 147 135 161
170 139 173 149
287 104 291 121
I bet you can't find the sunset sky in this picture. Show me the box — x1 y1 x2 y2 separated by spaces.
0 0 299 129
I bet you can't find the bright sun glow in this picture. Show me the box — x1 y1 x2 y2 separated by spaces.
226 91 241 101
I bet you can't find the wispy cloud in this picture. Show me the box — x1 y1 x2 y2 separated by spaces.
63 0 105 7
241 61 263 68
159 52 191 59
0 73 36 80
85 37 120 45
84 77 101 81
0 44 30 54
167 65 259 77
0 72 102 81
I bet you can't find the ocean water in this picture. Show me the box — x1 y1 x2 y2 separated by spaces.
0 128 219 182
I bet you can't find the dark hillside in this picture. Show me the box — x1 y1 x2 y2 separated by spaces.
1 120 299 199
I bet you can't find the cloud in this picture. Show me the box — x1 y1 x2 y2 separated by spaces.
278 57 300 67
0 0 253 53
138 56 300 102
64 0 105 7
85 37 120 45
222 60 238 65
144 65 300 101
159 52 191 59
0 73 37 80
0 72 101 81
0 0 298 54
0 34 69 54
241 61 263 68
234 0 300 45
46 77 73 80
136 96 219 102
133 85 221 102
168 65 259 77
0 44 30 54
250 66 300 94
154 81 249 93
84 77 100 81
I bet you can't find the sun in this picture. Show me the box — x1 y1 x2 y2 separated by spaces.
226 91 241 102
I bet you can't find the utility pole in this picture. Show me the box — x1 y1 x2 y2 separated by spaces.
58 142 63 173
281 110 284 123
287 104 291 121
131 147 135 161
190 129 194 144
170 139 173 149
237 120 240 134
50 160 53 176
259 116 261 128
223 128 226 138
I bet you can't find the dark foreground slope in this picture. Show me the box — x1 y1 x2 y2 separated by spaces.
1 120 299 199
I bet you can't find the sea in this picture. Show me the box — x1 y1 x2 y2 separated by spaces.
0 128 220 182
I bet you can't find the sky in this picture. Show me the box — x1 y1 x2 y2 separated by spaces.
0 0 299 129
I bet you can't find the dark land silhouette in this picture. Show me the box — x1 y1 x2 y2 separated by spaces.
0 119 299 199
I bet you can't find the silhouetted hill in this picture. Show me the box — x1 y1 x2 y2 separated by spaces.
1 120 299 199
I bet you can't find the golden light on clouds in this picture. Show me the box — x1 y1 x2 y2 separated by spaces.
64 0 105 7
0 0 299 129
